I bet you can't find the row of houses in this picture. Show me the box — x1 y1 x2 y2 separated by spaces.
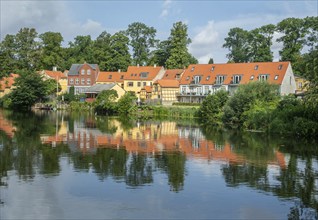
0 61 309 104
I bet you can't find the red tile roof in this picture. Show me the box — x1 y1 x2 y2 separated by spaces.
179 62 290 85
141 86 152 93
0 73 19 89
42 70 66 80
162 69 184 80
125 66 164 80
154 79 179 88
97 71 125 83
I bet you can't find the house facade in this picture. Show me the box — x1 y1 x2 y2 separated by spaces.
123 65 165 97
67 63 100 95
39 68 68 95
178 61 296 103
96 70 125 88
85 83 126 102
152 79 179 105
0 73 19 98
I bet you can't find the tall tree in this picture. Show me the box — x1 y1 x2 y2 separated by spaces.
126 22 157 66
223 27 250 63
208 58 214 64
67 35 94 66
14 28 40 71
108 31 131 71
92 31 112 70
0 34 17 76
248 24 275 62
39 32 65 70
165 21 197 69
148 40 170 67
276 18 306 64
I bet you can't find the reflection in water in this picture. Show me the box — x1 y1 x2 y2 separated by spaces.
0 110 317 218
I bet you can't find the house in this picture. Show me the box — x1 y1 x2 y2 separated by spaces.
0 73 19 98
178 61 296 103
152 79 180 105
67 63 100 95
38 67 68 95
140 86 152 101
96 70 125 88
84 83 126 102
123 65 165 97
294 75 309 97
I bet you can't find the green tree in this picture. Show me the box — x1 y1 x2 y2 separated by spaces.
39 32 65 70
8 71 48 110
208 57 214 64
0 34 17 76
117 92 137 115
223 27 250 63
44 78 61 96
94 90 118 114
148 40 171 67
126 22 158 66
223 81 280 127
67 35 94 66
108 31 132 71
198 90 229 125
165 21 197 69
14 28 40 71
92 31 112 70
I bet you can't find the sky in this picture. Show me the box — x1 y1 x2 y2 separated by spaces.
0 0 317 64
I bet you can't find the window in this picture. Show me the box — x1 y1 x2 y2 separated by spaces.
134 74 137 76
194 75 202 84
278 64 283 70
298 82 302 89
143 82 146 86
137 82 141 87
87 79 91 85
81 79 85 85
140 72 149 78
254 65 258 70
216 75 225 84
69 79 74 84
127 82 133 87
258 74 269 81
197 87 202 94
274 75 279 80
206 76 210 81
87 69 91 75
81 69 85 75
120 75 124 79
150 82 152 86
108 75 112 79
75 78 79 84
186 76 190 81
204 86 209 94
232 75 242 84
182 86 186 94
250 75 254 80
131 73 133 76
211 66 215 71
191 67 195 72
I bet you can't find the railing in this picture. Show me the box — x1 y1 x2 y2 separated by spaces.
176 92 208 97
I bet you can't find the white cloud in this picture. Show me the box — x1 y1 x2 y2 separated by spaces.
160 0 172 18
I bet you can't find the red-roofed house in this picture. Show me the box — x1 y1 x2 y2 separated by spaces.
39 67 68 95
152 79 180 105
140 86 152 101
96 70 125 88
123 65 165 97
161 69 185 81
0 73 19 98
178 61 296 103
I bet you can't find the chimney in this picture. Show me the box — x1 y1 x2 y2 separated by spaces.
118 69 121 72
53 66 57 71
154 64 156 68
137 64 139 68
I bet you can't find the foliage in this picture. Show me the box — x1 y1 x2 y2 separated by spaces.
197 90 229 125
116 92 137 115
8 71 48 110
208 58 214 64
94 90 118 115
43 78 61 96
222 81 279 127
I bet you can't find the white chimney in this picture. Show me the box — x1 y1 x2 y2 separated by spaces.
53 66 57 71
137 64 139 68
118 69 121 72
154 64 156 68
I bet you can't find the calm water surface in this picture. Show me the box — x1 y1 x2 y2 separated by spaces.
0 110 317 219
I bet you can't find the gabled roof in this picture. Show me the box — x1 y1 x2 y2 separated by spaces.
125 66 163 80
97 71 125 83
162 69 184 80
141 86 152 93
68 63 98 76
179 62 290 85
85 83 116 94
154 79 179 88
0 73 19 89
41 70 67 80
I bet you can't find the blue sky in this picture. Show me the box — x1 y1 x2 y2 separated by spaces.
1 0 317 64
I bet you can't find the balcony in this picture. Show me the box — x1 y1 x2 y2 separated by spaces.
176 92 208 97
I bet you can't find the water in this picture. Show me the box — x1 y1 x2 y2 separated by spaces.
0 110 317 219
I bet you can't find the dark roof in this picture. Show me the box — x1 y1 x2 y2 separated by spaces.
85 83 116 94
68 64 98 76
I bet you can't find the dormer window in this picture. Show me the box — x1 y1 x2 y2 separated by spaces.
250 75 254 80
194 75 202 84
259 74 269 81
216 75 225 85
232 75 242 84
278 64 283 70
254 65 258 70
120 75 124 79
206 76 210 81
191 67 195 72
186 76 190 81
274 75 279 80
81 69 85 75
211 66 215 71
108 75 112 79
131 73 133 76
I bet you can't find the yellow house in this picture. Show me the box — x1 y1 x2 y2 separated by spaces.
140 86 152 101
294 75 309 95
85 83 126 102
0 73 19 98
38 68 68 95
152 79 180 105
123 65 165 98
96 71 125 88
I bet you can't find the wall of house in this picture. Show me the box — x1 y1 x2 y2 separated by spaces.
113 84 126 101
280 63 296 95
123 80 153 96
58 78 68 95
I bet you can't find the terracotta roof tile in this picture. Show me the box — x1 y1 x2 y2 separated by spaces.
125 66 164 80
141 86 152 93
97 71 125 83
154 79 179 88
180 62 290 85
41 70 66 80
162 69 184 80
